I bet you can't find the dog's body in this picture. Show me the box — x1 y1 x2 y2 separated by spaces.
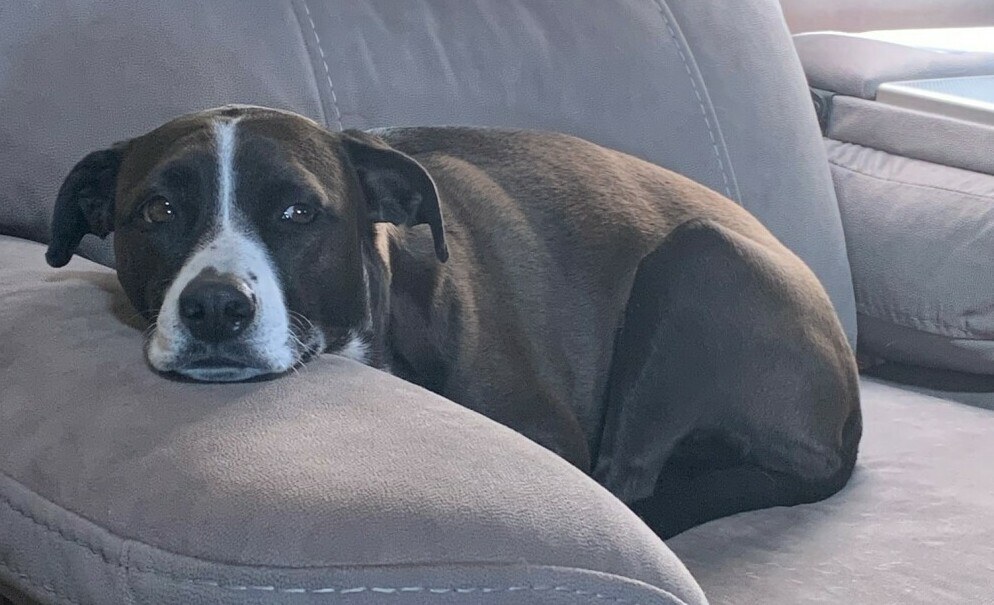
48 106 861 538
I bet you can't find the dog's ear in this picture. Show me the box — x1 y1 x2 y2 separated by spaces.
46 145 126 268
341 130 448 262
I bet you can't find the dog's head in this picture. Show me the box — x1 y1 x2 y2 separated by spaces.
47 105 447 381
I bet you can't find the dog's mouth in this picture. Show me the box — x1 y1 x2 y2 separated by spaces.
146 322 327 383
188 356 249 368
155 349 276 383
178 360 266 382
176 356 261 382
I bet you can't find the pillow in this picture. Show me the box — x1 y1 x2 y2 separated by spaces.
827 139 994 374
0 235 705 605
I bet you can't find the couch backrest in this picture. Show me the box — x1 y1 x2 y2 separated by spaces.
0 0 856 343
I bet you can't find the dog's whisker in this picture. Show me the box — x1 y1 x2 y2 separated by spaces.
142 321 158 340
122 306 158 325
288 312 317 339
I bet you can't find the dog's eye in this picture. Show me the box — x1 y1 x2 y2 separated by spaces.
281 204 316 224
141 197 176 224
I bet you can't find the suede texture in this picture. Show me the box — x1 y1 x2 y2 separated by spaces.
670 378 994 604
827 140 994 374
0 236 705 604
827 96 994 177
795 32 994 99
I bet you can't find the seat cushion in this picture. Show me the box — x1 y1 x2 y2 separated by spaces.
0 234 705 604
826 139 994 374
669 377 994 604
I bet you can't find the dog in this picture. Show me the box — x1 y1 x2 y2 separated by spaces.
46 105 861 538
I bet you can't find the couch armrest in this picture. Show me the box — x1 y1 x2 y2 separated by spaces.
781 0 994 34
0 236 705 605
794 31 994 99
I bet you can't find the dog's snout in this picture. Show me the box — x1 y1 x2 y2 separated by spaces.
178 273 256 343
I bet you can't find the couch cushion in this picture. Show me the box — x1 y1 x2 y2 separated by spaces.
826 139 994 374
0 234 705 604
669 377 994 604
827 95 994 176
0 0 856 345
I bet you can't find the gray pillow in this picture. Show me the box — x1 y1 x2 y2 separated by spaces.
0 235 705 604
827 139 994 374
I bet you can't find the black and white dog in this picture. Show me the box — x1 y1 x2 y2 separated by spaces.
47 105 861 538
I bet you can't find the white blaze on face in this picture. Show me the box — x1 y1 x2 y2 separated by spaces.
147 118 294 381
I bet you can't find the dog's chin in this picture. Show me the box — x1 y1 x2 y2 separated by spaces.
152 355 287 383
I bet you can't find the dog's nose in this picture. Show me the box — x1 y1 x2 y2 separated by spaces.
178 274 256 343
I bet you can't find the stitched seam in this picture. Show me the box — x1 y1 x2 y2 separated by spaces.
300 0 345 131
0 559 79 605
287 0 327 127
146 575 652 603
0 557 657 605
649 0 734 201
857 302 966 336
0 491 115 565
0 490 680 605
127 563 669 604
121 539 138 605
829 159 994 202
856 303 991 340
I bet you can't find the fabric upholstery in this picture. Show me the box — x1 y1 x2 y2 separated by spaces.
795 32 994 99
780 0 994 34
863 362 994 411
669 377 994 605
827 96 994 177
826 139 994 374
0 235 705 604
0 0 856 345
857 27 994 54
0 2 324 267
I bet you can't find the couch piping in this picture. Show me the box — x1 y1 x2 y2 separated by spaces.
141 572 666 604
3 554 669 605
1 489 114 566
649 0 736 202
829 157 994 203
0 479 687 605
298 0 345 131
0 560 76 605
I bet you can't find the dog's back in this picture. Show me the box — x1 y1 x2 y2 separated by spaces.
375 126 824 467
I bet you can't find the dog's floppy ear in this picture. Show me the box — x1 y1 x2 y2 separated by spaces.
341 130 448 262
46 145 125 268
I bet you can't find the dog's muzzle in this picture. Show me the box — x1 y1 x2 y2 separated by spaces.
144 227 308 382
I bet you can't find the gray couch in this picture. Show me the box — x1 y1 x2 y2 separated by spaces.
2 2 993 604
